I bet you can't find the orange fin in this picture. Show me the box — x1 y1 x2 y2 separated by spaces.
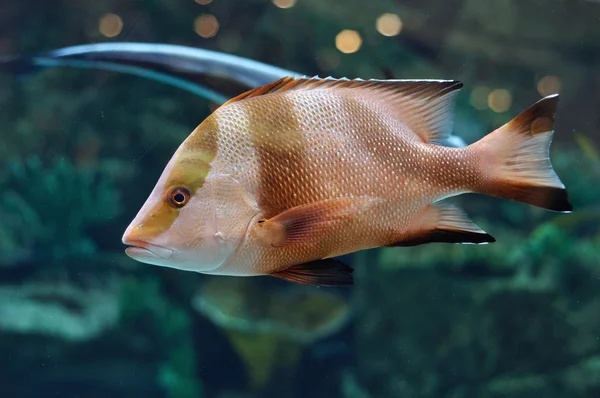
388 201 495 247
272 259 354 286
473 94 572 212
224 76 462 145
253 197 379 248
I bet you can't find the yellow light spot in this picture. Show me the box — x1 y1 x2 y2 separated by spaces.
376 13 403 37
99 14 123 38
195 0 212 4
272 0 297 9
488 89 512 113
537 75 561 96
194 14 219 38
335 30 362 54
470 86 490 110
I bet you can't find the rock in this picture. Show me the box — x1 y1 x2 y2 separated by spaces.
0 280 120 341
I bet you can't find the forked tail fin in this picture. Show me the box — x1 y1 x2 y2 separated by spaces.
472 94 572 212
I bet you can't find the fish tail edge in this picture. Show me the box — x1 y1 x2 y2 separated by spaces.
472 94 572 213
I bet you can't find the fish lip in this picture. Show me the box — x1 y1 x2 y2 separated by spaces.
123 239 174 259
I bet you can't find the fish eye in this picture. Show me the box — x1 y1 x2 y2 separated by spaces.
167 187 191 208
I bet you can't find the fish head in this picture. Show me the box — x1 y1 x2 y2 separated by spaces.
122 119 257 273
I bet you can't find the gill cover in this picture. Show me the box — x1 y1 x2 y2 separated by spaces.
123 121 258 273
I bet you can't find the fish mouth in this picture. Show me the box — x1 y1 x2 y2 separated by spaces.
123 239 174 260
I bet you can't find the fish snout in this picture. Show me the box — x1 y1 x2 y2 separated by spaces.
122 226 174 260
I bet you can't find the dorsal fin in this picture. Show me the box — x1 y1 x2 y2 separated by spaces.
223 75 463 145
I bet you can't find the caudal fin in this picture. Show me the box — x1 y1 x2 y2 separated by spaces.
473 94 572 212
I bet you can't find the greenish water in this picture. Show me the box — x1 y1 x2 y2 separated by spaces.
0 1 599 397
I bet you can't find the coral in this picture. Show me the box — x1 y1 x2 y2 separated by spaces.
0 156 121 267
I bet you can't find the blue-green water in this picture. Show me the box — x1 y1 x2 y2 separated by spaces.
0 1 599 397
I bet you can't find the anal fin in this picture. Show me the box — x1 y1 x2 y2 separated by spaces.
388 201 495 247
272 259 354 286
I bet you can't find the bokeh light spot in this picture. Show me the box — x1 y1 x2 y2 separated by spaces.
537 75 561 96
99 14 123 38
488 89 512 113
272 0 297 9
194 14 219 38
194 0 212 4
470 86 491 110
335 30 362 54
376 13 403 37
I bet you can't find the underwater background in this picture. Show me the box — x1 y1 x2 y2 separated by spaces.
0 0 599 397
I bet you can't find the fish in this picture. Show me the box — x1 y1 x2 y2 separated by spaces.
122 76 572 286
191 276 351 389
0 42 297 104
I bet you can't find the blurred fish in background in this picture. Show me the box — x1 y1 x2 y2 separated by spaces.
0 42 298 104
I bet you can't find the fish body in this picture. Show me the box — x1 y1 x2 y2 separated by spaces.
123 77 571 286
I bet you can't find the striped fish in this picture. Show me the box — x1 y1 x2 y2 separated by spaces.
122 76 572 286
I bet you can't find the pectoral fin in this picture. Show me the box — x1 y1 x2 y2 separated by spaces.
272 259 354 286
253 197 379 248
